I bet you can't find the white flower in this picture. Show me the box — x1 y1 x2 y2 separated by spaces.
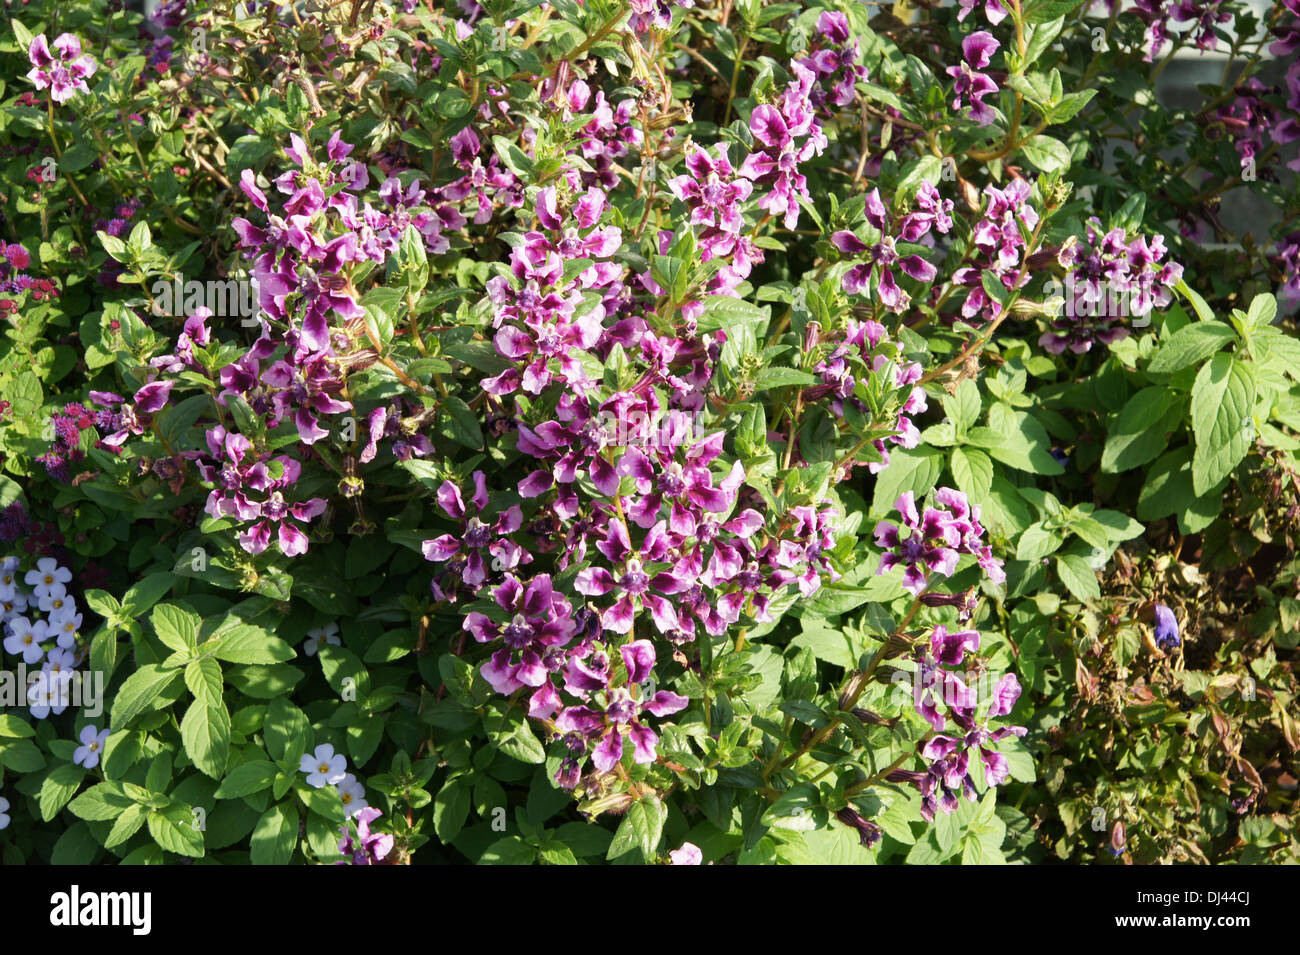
37 584 72 616
24 558 71 599
27 666 73 720
4 616 49 664
47 610 82 650
0 795 10 831
336 773 368 818
0 556 19 596
303 621 341 656
299 743 347 788
74 724 110 769
1 590 29 623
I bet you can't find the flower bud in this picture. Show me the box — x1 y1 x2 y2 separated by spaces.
835 807 882 848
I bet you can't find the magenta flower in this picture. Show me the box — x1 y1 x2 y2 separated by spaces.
27 34 98 103
832 188 940 311
337 807 393 865
875 487 1003 594
421 471 529 598
554 640 688 780
946 31 1001 125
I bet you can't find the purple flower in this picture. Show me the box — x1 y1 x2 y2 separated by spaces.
832 188 941 311
875 487 1003 594
337 807 393 865
957 0 1009 25
421 471 529 599
739 62 827 229
1153 603 1180 651
1040 219 1183 355
953 180 1040 322
946 32 1001 125
27 34 98 103
463 574 577 713
553 640 688 781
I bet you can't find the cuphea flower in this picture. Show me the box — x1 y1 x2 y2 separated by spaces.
27 34 98 103
553 640 688 783
421 471 529 599
337 807 393 864
832 188 942 311
946 32 1001 126
957 0 1008 25
740 61 827 229
875 487 1003 594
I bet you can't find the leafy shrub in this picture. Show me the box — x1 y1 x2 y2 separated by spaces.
0 0 1297 865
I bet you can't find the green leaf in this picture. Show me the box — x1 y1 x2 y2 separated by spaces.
1148 321 1235 374
69 782 135 821
607 795 667 860
1018 135 1071 173
486 709 547 764
434 777 472 843
480 835 538 864
950 446 993 503
1055 554 1101 602
250 803 299 865
1190 354 1256 495
105 803 148 848
148 803 205 858
1016 522 1064 562
181 699 231 779
111 665 182 729
1174 277 1215 324
214 760 277 799
39 764 87 821
0 714 35 738
185 656 224 707
151 603 200 656
208 625 295 665
985 403 1065 475
1100 386 1178 473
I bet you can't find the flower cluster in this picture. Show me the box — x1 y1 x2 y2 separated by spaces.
666 144 762 299
903 669 1026 820
947 31 1001 126
874 487 1005 595
0 557 86 720
740 61 828 230
812 318 928 474
0 241 58 305
1277 230 1300 303
1039 218 1184 354
27 33 97 104
36 402 102 483
796 11 870 113
954 180 1040 322
195 428 328 557
832 184 949 312
1214 78 1277 171
337 807 392 865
